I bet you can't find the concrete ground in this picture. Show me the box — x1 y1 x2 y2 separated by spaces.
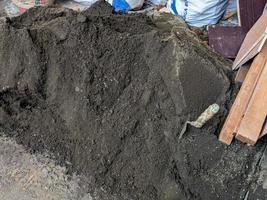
0 134 92 200
0 132 123 200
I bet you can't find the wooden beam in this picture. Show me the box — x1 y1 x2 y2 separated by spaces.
235 63 250 83
259 121 267 139
233 34 267 70
233 7 267 70
236 61 267 145
219 43 267 145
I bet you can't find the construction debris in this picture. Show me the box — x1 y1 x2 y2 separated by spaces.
233 7 267 70
236 60 267 144
209 0 267 58
219 7 267 145
219 44 267 145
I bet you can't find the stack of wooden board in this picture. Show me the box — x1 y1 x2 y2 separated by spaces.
219 6 267 145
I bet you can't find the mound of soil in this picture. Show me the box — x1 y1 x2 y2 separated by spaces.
0 1 267 199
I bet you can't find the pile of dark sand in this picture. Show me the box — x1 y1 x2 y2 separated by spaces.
0 1 267 199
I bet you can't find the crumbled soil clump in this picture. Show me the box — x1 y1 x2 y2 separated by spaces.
0 2 267 200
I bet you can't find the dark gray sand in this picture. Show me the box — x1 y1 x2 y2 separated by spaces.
0 1 267 199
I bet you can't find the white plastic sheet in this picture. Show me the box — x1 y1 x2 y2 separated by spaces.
0 0 20 16
73 0 99 6
167 0 228 27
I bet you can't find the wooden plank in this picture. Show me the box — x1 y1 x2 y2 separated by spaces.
235 63 250 83
233 34 267 70
259 120 267 139
233 7 267 70
238 0 267 30
208 1 266 59
236 61 267 145
208 26 247 58
241 35 267 66
219 44 267 145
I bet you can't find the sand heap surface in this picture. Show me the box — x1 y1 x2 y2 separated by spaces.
1 1 267 200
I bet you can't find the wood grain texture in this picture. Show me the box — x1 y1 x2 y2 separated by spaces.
238 0 267 29
259 121 267 138
236 61 267 145
219 43 267 145
233 9 267 70
235 63 250 83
